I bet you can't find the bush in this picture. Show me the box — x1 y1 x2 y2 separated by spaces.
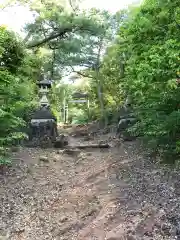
0 26 40 163
101 0 180 161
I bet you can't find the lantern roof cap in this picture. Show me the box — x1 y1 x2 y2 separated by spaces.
37 79 52 85
37 79 52 89
32 106 57 121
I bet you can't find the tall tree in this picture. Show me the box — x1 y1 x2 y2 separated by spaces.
0 26 41 153
100 0 180 159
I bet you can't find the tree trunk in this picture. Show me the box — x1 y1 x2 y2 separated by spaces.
95 37 108 128
96 76 108 127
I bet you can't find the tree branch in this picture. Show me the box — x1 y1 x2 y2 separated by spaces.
40 24 58 50
69 66 94 79
26 23 100 49
75 71 94 78
27 27 73 48
68 0 79 13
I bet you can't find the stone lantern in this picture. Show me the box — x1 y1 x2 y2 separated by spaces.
37 78 52 107
28 76 58 147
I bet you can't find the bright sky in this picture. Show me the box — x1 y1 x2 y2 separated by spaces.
0 0 138 34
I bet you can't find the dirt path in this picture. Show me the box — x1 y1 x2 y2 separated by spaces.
1 127 180 239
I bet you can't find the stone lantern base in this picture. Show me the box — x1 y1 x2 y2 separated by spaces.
28 106 58 148
29 120 58 148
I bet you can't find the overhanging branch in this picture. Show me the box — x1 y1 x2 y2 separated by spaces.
27 27 73 48
26 23 100 49
70 66 94 79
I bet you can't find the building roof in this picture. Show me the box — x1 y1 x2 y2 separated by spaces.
72 92 89 98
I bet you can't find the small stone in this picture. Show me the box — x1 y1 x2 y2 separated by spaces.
59 216 68 223
14 228 25 234
40 180 48 186
126 235 136 240
86 152 92 156
11 146 19 152
57 150 65 154
54 135 68 148
84 135 93 141
127 229 135 234
63 149 80 156
39 214 46 221
161 223 171 235
39 156 49 162
78 152 86 159
144 231 153 237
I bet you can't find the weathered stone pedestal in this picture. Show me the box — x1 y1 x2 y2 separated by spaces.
28 106 58 148
27 106 69 148
54 134 68 148
116 100 137 141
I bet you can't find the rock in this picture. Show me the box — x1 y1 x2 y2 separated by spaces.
54 135 68 148
84 135 93 141
99 140 107 144
11 146 19 152
40 180 49 186
14 228 25 234
86 152 92 156
144 231 153 237
63 148 80 156
126 235 136 240
78 152 86 160
59 216 68 223
56 150 65 154
161 223 171 235
116 102 138 141
39 156 49 162
117 118 136 133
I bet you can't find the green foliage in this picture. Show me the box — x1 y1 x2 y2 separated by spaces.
71 109 88 124
0 26 24 74
0 156 12 166
17 1 123 126
2 0 180 164
0 26 40 163
24 1 105 50
100 0 180 161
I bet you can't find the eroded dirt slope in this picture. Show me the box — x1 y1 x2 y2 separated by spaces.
1 126 180 239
